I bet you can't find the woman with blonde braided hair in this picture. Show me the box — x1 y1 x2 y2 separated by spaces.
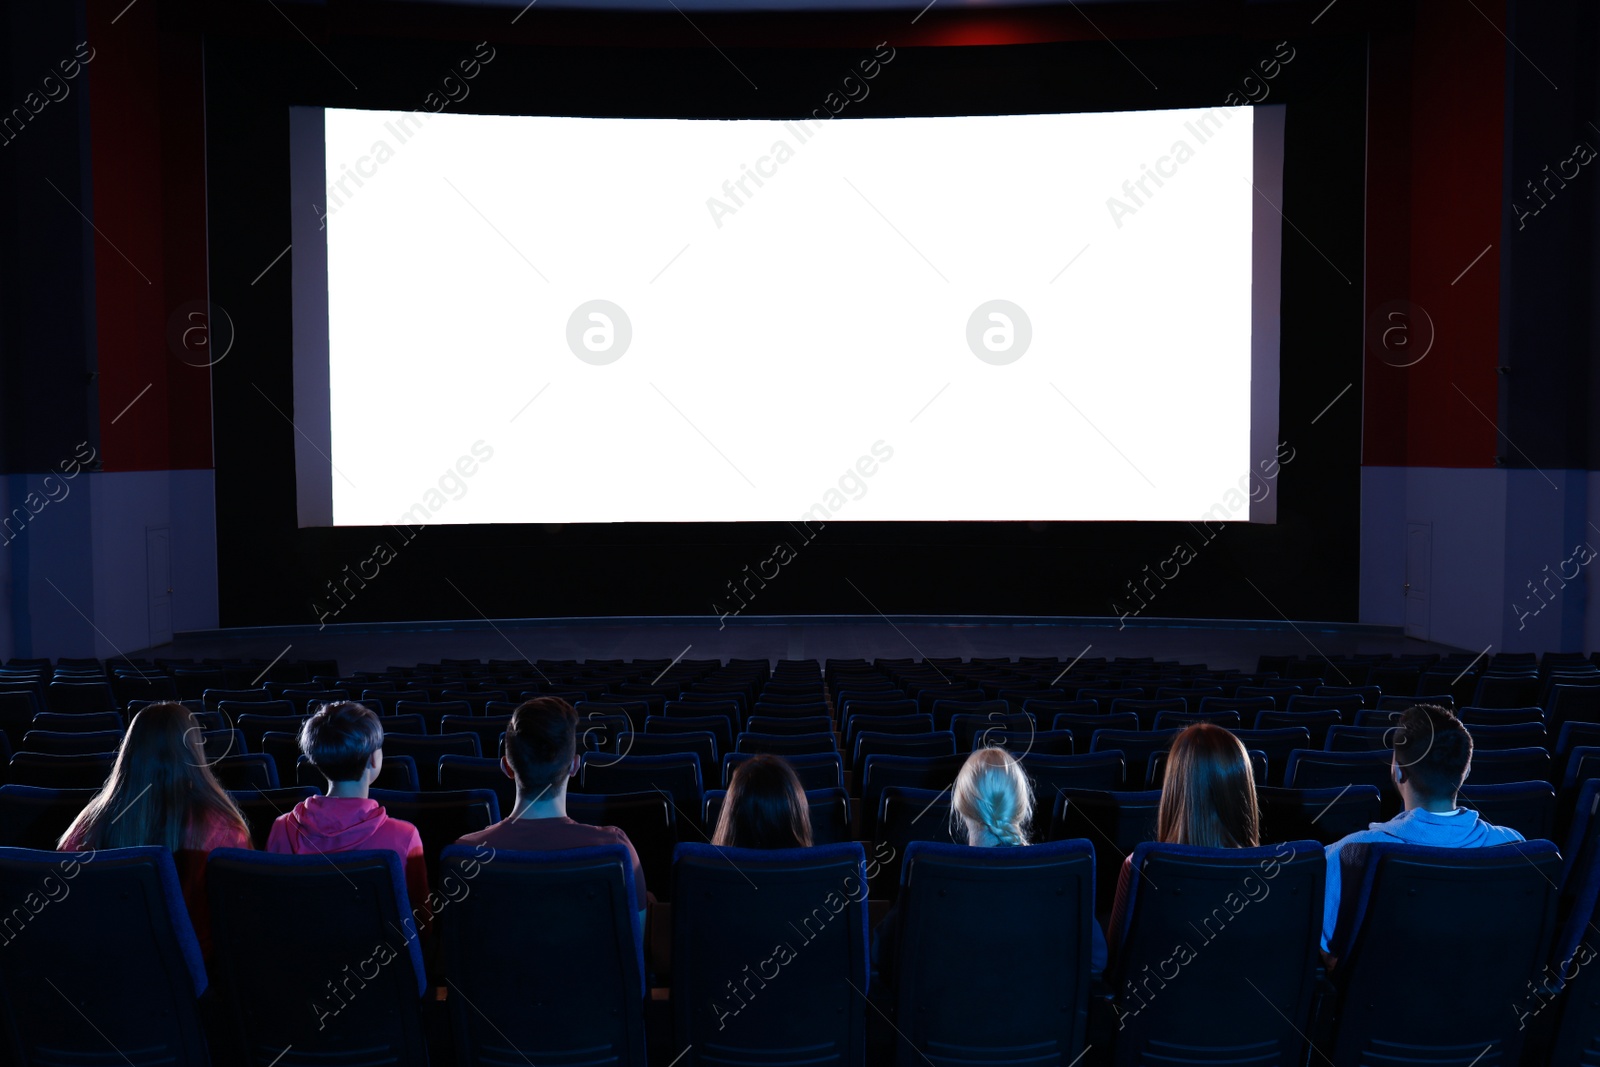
873 746 1108 986
951 745 1033 846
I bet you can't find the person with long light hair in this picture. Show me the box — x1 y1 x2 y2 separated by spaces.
59 701 253 955
876 747 1107 982
950 745 1034 846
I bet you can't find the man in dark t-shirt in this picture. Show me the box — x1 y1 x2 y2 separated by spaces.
454 696 649 919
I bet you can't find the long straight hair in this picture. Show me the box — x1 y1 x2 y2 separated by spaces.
1156 723 1260 848
712 754 813 849
59 701 249 852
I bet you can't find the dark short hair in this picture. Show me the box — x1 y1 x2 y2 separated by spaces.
1391 703 1472 799
504 697 578 797
300 701 383 782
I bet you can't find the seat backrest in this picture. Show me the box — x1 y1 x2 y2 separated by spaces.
212 753 280 791
435 754 515 819
949 712 1033 750
1283 750 1398 814
6 752 114 789
384 731 482 762
580 752 703 823
29 710 123 733
1463 721 1547 750
204 687 275 711
843 712 932 754
236 712 308 751
1323 724 1391 752
1329 842 1560 1067
860 754 968 835
439 843 646 1066
625 730 716 772
207 848 428 1064
1088 730 1178 789
1052 781 1154 882
735 731 837 756
19 728 123 756
872 786 957 900
1020 751 1126 799
368 788 500 886
723 751 844 792
1109 841 1325 1067
228 786 321 848
566 789 677 904
45 681 114 714
746 714 833 736
1463 745 1551 785
853 730 956 769
0 845 209 1065
1255 709 1343 747
1256 785 1383 846
1286 693 1363 716
1108 698 1186 729
1227 727 1312 786
0 785 97 849
649 713 735 754
1052 711 1140 735
981 727 1076 757
1547 842 1600 1063
672 841 868 1066
893 839 1096 1067
1152 709 1241 731
1457 781 1556 842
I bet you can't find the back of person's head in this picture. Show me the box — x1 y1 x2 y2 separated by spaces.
1391 703 1472 800
503 696 579 798
59 701 247 852
951 747 1033 846
1157 723 1260 848
712 754 813 849
300 701 383 783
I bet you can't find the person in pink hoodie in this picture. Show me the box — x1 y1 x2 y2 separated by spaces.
267 702 431 931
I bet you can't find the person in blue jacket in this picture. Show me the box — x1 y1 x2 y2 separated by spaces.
1321 702 1524 960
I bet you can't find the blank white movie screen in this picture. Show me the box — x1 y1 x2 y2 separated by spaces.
312 104 1269 525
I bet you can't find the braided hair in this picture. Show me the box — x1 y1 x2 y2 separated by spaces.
952 747 1033 847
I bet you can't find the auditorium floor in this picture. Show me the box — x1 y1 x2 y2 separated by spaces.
129 615 1464 676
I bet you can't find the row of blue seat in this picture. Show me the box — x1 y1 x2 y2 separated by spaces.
5 829 1598 1066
